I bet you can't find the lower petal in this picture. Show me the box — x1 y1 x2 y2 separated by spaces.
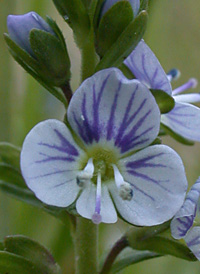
185 227 200 260
76 184 117 224
110 145 187 226
161 102 200 141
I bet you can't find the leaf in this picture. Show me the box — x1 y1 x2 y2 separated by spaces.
4 235 61 274
160 123 194 145
150 89 175 114
0 142 21 170
140 0 149 11
0 251 41 274
96 1 133 56
110 249 161 273
95 11 148 71
0 163 25 188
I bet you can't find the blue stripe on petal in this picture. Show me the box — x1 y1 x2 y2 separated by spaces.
171 178 200 239
110 145 187 226
161 102 200 142
20 119 84 207
68 68 160 155
185 227 200 260
124 40 172 95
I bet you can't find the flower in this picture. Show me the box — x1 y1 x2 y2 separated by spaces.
101 0 140 18
7 12 55 57
171 177 200 260
20 68 187 225
124 40 200 142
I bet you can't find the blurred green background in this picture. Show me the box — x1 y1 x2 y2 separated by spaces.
0 0 200 273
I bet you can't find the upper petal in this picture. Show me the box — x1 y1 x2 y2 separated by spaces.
68 68 160 155
185 227 200 260
21 119 84 207
124 40 172 95
161 102 200 142
171 178 200 239
109 145 187 226
101 0 140 18
76 183 117 223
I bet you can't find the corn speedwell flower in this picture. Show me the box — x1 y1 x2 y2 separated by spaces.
21 68 187 225
171 178 200 260
124 40 200 142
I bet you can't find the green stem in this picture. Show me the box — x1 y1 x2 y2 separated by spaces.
81 34 99 82
74 217 98 274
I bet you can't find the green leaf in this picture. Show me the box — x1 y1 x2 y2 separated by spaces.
140 0 149 11
0 163 25 187
96 1 133 56
4 235 61 274
95 11 148 71
110 249 161 273
30 30 71 86
150 89 175 114
160 123 195 145
0 142 20 170
0 251 41 274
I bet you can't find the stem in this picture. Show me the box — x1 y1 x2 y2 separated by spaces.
74 217 98 274
100 236 129 274
81 35 99 82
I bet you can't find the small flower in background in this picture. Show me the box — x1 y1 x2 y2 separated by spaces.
171 177 200 260
7 12 55 57
124 40 200 142
101 0 140 18
21 68 187 225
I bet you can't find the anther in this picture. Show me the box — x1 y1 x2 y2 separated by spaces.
167 68 181 82
76 158 94 187
112 165 133 201
172 78 198 96
92 172 102 224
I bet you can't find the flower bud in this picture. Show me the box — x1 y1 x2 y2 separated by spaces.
7 12 55 57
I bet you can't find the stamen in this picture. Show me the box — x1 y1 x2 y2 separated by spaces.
112 165 133 201
92 172 102 224
76 158 94 187
167 68 181 82
172 78 198 96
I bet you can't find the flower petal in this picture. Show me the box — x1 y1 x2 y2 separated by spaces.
21 119 84 207
109 145 187 226
185 227 200 260
76 184 117 223
68 68 160 154
124 40 172 95
171 178 200 239
161 102 200 141
101 0 140 18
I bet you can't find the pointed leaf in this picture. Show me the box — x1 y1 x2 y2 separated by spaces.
4 235 61 274
0 163 25 187
0 142 20 170
96 1 133 56
95 11 148 71
150 89 175 114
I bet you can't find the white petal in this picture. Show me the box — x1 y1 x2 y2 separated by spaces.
68 68 160 154
109 145 187 226
161 102 200 141
124 40 172 94
21 119 84 207
76 184 117 224
185 227 200 260
171 178 200 239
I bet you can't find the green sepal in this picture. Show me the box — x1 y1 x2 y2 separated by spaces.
0 251 42 274
95 11 148 71
30 29 71 87
52 0 90 47
140 0 149 11
150 89 175 114
110 249 161 273
0 163 25 187
4 34 67 107
0 142 20 170
118 63 135 79
126 223 196 261
96 1 133 57
160 123 195 145
3 235 61 274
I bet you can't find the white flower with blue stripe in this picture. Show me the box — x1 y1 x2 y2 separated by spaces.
171 178 200 260
124 40 200 142
21 68 187 225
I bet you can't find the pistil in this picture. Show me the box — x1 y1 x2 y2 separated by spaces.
92 172 102 224
112 165 133 201
172 78 198 96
